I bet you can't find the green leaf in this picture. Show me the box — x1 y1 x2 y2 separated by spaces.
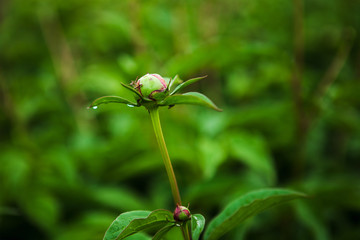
152 224 175 240
171 76 207 95
21 191 60 232
159 92 222 112
168 75 182 91
191 214 206 240
120 82 143 99
228 132 276 184
88 96 138 109
104 209 174 240
159 226 183 240
90 186 148 211
197 137 226 179
294 201 330 240
204 189 306 240
126 233 152 240
104 211 149 240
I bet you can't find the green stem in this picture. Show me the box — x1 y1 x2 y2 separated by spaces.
182 222 192 240
148 106 191 240
148 106 182 206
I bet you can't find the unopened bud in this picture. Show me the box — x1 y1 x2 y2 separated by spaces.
135 73 168 101
173 205 191 222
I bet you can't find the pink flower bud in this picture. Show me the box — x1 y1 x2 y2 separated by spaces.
135 73 168 101
173 205 191 222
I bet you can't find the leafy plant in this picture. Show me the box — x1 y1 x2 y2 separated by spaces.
89 74 306 240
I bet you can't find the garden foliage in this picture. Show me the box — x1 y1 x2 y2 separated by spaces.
0 0 359 239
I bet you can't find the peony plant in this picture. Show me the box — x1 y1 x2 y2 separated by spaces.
89 74 305 240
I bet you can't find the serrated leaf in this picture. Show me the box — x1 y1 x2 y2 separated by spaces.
204 189 306 240
152 224 175 240
88 96 138 109
159 92 222 112
191 214 205 240
171 76 207 95
104 209 174 240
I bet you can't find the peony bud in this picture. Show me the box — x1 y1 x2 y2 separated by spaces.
135 73 168 101
173 205 191 222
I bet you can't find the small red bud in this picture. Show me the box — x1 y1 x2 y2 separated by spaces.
173 205 191 222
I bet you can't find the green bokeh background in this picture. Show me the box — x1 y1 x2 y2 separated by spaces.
1 0 359 239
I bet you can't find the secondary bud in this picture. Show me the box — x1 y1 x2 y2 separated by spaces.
173 205 191 222
135 73 168 101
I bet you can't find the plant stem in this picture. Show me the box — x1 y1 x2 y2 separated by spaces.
182 222 192 240
149 106 191 240
148 106 182 206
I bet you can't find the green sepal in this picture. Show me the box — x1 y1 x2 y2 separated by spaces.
120 82 148 101
171 76 207 95
204 189 306 240
103 209 174 240
88 96 139 109
191 214 205 240
152 224 176 240
167 75 182 92
159 92 222 112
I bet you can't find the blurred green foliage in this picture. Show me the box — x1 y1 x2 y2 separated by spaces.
0 0 360 239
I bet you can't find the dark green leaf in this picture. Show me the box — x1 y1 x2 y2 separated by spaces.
191 214 205 240
104 209 174 240
294 201 330 240
104 211 149 240
88 96 138 109
204 189 306 240
21 191 60 232
159 92 222 112
152 224 175 240
171 76 207 95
